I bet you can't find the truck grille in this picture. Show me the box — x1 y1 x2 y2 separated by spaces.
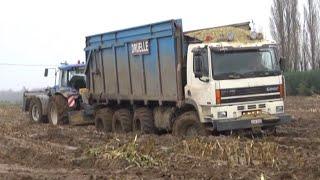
221 94 281 104
220 85 281 104
258 104 266 108
221 85 280 97
247 105 256 109
237 106 245 110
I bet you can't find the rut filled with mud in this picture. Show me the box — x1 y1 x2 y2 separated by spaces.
0 96 320 179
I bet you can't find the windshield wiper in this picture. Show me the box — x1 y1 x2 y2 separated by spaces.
217 72 243 79
243 70 280 77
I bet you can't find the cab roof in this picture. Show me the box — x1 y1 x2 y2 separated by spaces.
188 40 277 51
58 63 85 71
184 22 275 47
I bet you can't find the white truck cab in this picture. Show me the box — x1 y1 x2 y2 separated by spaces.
185 40 290 131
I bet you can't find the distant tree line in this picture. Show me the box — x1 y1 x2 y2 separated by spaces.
0 89 24 104
270 0 320 71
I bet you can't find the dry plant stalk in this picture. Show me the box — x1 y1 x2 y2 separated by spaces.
180 138 279 168
88 135 161 168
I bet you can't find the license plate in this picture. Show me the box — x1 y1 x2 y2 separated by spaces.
251 119 262 125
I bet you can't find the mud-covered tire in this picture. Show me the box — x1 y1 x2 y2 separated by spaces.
262 126 277 136
29 98 44 123
48 95 68 125
95 108 114 133
133 107 155 134
94 114 104 131
154 107 175 132
112 109 132 133
172 111 207 137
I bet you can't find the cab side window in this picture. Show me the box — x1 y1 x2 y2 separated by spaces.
192 47 209 78
60 70 68 87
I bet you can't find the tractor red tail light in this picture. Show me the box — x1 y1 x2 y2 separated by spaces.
215 89 221 104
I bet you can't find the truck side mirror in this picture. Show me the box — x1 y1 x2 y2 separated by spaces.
279 57 285 71
193 47 209 80
44 68 49 77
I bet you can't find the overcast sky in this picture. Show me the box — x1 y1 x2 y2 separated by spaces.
0 0 273 91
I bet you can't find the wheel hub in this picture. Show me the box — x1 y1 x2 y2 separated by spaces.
32 105 40 121
50 105 58 125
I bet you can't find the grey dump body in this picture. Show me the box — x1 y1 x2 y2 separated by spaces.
85 20 185 105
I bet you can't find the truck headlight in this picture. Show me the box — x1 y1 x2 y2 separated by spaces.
218 111 227 118
276 106 284 113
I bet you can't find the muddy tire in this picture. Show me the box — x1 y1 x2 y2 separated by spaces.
95 108 114 133
262 126 277 136
29 98 44 123
112 109 132 133
48 95 68 125
154 107 175 132
133 107 155 134
172 111 207 137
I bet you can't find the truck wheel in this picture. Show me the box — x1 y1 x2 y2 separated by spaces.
29 98 44 123
133 107 155 134
48 95 68 125
112 109 132 133
154 107 175 132
262 126 277 136
172 111 207 137
95 108 114 133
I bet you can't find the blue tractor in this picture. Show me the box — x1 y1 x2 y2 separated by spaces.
22 62 88 125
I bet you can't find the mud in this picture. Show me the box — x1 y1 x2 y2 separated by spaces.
0 96 319 179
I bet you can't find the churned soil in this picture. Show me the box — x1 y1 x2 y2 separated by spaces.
0 96 319 180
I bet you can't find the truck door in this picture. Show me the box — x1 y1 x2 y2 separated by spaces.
185 46 216 122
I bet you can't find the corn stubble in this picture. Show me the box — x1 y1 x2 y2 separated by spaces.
87 135 161 168
179 138 279 168
86 135 303 171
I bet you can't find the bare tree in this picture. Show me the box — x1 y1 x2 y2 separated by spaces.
270 0 286 68
270 0 301 71
304 0 320 70
290 0 301 71
302 19 310 71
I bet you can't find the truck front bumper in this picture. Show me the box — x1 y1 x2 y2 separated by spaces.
211 114 292 132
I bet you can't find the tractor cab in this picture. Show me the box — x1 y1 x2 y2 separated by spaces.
58 63 86 90
44 62 86 91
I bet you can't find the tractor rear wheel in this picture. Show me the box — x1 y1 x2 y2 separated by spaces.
48 95 68 125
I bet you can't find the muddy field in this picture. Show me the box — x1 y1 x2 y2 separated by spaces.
0 96 319 180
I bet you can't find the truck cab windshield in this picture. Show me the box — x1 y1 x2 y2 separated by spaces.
211 48 281 80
